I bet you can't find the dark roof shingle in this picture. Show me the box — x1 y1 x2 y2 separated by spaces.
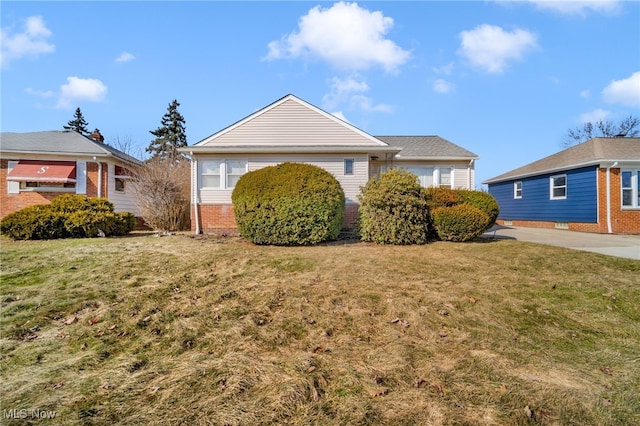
484 137 640 184
375 136 478 159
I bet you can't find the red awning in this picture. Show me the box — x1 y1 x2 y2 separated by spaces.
7 160 77 183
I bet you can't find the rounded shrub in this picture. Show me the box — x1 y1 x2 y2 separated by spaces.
432 204 489 242
357 169 431 245
0 195 135 240
232 162 345 246
423 186 460 211
456 190 499 231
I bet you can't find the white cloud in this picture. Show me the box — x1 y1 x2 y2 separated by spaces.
433 78 455 94
25 87 55 98
322 76 370 109
265 1 410 73
602 71 640 108
520 0 621 16
322 76 392 113
580 108 610 123
579 89 591 99
433 63 454 75
458 24 537 74
331 111 350 122
116 51 135 63
57 77 108 109
0 15 55 68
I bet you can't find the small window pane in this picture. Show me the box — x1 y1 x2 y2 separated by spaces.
622 189 633 206
202 161 222 174
553 187 566 198
621 171 632 188
344 159 354 175
201 175 220 188
227 161 246 175
554 176 566 187
440 168 451 188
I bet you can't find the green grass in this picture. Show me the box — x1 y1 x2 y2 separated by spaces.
1 234 639 425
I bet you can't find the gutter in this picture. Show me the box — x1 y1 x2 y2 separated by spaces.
606 161 618 234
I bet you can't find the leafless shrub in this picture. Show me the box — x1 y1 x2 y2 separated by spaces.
129 158 190 232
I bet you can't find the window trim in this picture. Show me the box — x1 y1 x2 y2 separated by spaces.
344 159 355 176
200 159 247 190
514 181 522 199
19 182 76 193
550 174 567 200
621 169 640 209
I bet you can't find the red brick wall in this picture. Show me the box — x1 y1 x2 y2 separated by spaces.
1 159 109 219
604 168 640 234
193 203 360 235
496 167 639 235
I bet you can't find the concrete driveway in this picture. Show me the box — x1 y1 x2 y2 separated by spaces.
482 225 640 260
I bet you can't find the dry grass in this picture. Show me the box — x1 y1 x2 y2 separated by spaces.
1 234 638 425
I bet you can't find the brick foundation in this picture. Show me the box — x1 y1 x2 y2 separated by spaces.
192 203 360 235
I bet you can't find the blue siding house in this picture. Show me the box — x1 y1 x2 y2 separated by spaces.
484 137 640 234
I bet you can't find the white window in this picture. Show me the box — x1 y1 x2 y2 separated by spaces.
344 159 354 175
19 182 75 192
514 181 522 199
550 174 567 200
403 167 434 187
200 160 246 189
621 169 640 208
114 165 132 193
439 168 452 188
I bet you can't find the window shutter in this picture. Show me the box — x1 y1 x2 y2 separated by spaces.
7 161 19 194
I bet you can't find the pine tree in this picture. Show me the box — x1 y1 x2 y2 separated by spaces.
63 107 89 135
147 99 187 160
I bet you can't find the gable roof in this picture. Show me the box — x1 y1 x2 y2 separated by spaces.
375 136 478 160
186 94 400 155
0 130 141 165
484 137 640 184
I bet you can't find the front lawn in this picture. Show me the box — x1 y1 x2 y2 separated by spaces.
1 234 638 425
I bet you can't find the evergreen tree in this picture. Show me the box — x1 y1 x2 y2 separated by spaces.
147 99 187 160
63 107 89 135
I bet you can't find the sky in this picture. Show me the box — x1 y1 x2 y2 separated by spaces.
1 0 639 188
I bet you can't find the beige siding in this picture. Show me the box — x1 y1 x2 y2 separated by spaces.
202 99 382 147
107 162 139 215
198 154 368 204
379 160 475 190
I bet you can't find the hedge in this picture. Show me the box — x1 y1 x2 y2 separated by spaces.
0 195 135 240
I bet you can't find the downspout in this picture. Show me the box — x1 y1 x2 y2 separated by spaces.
191 153 201 235
468 159 474 189
98 162 103 198
606 161 618 234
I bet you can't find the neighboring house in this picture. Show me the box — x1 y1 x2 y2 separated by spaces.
0 130 142 219
181 94 478 235
484 137 640 234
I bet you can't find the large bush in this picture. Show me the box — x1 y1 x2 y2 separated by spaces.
0 195 135 240
128 158 190 232
358 169 431 245
232 162 345 246
425 187 499 235
456 189 499 231
432 204 489 242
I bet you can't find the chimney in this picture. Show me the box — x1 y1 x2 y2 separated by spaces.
89 129 104 144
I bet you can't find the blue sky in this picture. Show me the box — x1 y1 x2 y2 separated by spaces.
2 1 639 187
